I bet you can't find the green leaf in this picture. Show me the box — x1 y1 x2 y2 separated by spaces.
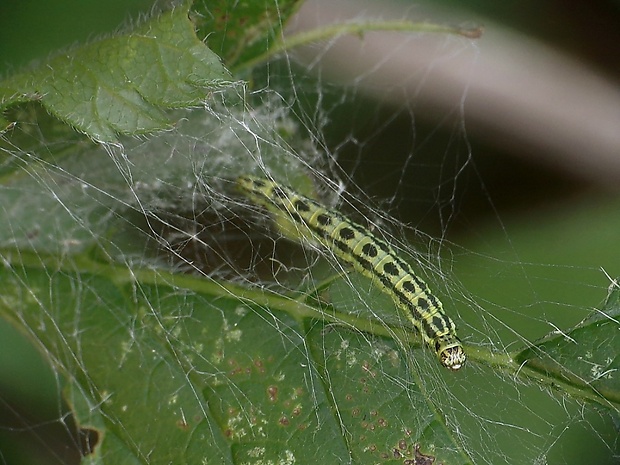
193 0 303 69
0 265 233 464
0 3 232 143
513 283 620 406
0 258 473 464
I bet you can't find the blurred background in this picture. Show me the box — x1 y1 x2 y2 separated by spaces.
1 0 619 463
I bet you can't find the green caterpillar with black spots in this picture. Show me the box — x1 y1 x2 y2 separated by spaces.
237 175 466 371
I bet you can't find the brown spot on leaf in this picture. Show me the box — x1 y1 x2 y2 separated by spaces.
412 444 436 465
254 359 265 373
361 360 376 377
267 385 278 402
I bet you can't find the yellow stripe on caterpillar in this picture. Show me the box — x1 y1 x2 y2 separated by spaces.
237 175 466 371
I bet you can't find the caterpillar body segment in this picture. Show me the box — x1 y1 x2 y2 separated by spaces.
236 175 465 371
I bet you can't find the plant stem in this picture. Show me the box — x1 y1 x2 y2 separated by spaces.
234 20 483 73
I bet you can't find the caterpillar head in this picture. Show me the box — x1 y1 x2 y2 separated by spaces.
435 337 466 371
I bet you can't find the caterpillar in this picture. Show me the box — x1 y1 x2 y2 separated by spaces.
236 175 466 371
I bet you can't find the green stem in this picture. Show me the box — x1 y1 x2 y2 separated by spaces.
234 20 483 73
3 249 615 409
